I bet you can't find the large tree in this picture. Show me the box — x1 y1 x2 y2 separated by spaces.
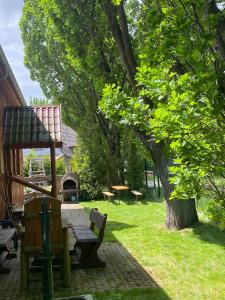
20 0 225 228
99 0 225 228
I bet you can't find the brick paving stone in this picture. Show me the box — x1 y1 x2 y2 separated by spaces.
0 204 158 299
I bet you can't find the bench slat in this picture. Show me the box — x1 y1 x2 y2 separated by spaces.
75 229 99 243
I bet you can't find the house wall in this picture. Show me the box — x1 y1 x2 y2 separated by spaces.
0 73 24 218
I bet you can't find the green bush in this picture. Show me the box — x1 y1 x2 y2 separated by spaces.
206 199 225 230
71 141 103 198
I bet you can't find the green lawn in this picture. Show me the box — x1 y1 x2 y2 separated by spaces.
81 199 225 300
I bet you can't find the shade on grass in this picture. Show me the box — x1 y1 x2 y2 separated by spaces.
83 200 225 300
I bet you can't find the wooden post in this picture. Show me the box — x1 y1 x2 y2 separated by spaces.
3 147 8 173
50 143 57 198
12 149 16 175
157 174 160 198
144 160 148 188
153 167 156 189
5 147 12 204
16 149 20 175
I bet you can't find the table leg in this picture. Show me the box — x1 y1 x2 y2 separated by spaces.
62 227 71 288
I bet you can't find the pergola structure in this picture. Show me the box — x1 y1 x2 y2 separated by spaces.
3 105 62 200
0 45 26 217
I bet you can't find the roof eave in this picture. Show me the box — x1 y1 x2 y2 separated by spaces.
0 45 27 106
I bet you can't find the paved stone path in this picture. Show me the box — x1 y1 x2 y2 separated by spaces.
0 204 158 299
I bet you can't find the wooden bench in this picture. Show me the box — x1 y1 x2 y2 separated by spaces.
0 221 18 273
103 191 114 202
70 208 107 268
131 190 143 202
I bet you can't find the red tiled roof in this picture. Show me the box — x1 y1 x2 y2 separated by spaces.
3 106 62 148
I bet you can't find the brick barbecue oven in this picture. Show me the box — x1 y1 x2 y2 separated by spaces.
60 172 79 202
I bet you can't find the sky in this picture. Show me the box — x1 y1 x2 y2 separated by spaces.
0 0 45 104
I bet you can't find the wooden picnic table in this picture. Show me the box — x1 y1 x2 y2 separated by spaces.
111 185 129 191
111 185 129 204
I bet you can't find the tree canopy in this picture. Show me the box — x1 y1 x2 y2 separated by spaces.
20 0 225 229
20 0 146 197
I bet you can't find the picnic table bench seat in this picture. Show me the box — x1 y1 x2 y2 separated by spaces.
70 208 107 268
131 190 143 201
103 191 114 202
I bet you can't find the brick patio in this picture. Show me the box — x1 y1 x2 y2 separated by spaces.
0 204 158 299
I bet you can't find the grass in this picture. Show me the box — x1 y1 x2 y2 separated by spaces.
80 199 225 300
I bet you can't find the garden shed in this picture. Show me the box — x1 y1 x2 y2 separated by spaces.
0 45 26 218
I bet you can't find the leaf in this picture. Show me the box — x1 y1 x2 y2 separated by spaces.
192 49 201 61
112 0 121 5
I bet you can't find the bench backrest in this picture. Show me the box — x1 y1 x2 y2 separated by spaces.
89 208 107 244
23 197 63 252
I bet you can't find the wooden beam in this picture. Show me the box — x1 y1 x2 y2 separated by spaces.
24 175 63 183
5 148 12 203
50 143 57 198
7 175 53 197
6 141 63 149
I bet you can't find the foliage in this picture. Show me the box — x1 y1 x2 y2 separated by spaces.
121 132 145 190
100 84 150 131
23 150 37 177
99 0 225 228
71 133 145 197
55 157 66 175
207 198 225 229
42 155 66 175
70 139 105 198
23 150 66 177
30 97 52 106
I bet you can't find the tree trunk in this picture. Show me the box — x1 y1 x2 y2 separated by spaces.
151 140 199 229
138 132 199 229
165 198 198 229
